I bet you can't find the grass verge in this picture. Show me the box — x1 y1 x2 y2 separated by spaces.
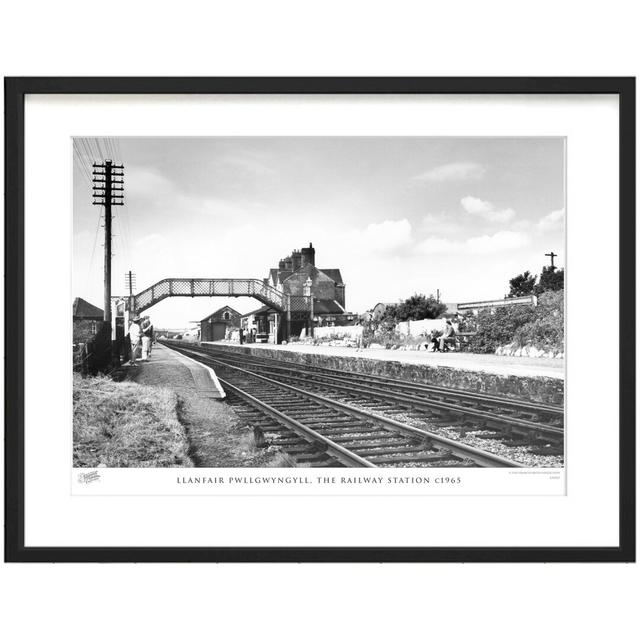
73 373 193 468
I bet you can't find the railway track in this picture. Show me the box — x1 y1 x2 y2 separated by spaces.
164 342 564 468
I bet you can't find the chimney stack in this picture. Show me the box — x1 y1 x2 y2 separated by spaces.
291 250 302 271
301 242 315 267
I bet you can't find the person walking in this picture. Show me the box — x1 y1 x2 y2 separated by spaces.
128 316 142 366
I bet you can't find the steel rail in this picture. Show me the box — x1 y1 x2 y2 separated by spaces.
176 343 562 415
171 345 524 468
234 364 564 438
172 344 562 437
294 366 562 416
218 377 376 468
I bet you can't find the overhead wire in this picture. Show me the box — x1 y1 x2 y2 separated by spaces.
105 136 131 268
77 137 107 297
106 136 134 277
113 137 134 268
73 140 93 184
76 136 135 296
83 207 103 298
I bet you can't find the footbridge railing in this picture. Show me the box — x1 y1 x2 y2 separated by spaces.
130 278 288 313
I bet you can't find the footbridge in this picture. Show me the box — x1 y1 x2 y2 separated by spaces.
131 278 290 314
111 278 313 343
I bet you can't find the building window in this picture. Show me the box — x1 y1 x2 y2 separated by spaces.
223 312 230 320
90 321 97 335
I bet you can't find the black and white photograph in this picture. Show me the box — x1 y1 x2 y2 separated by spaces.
72 136 565 475
4 74 634 566
2 2 637 636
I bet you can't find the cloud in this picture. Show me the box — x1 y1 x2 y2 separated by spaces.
538 208 565 232
460 195 515 223
511 219 533 231
134 232 166 250
460 196 492 215
412 162 485 182
417 230 529 255
466 230 529 253
220 150 277 177
125 166 175 200
358 219 412 253
417 237 458 254
422 212 463 235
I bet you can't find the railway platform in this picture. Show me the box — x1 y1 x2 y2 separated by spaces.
126 343 225 399
123 344 285 467
204 341 564 379
199 341 564 405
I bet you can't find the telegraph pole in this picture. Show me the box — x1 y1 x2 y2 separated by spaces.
92 161 124 322
545 251 558 270
125 270 136 297
125 270 136 320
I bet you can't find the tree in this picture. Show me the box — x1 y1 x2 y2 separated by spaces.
534 266 564 296
508 270 536 298
395 294 446 321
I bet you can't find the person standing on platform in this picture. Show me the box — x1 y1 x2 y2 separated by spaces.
128 316 142 366
147 319 154 355
140 315 153 360
355 322 365 351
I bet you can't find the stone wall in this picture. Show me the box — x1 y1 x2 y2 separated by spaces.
208 344 564 406
73 318 105 344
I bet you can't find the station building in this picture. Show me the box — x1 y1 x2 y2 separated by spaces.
73 297 104 343
200 305 241 342
243 243 353 342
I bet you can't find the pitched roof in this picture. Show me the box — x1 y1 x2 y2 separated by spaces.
281 263 317 283
319 268 343 285
73 297 103 319
241 304 273 318
199 305 241 322
313 299 346 315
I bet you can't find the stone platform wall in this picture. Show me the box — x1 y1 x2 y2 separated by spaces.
205 344 564 406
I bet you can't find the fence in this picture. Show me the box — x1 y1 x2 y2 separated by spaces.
313 325 363 341
74 323 113 374
396 318 459 336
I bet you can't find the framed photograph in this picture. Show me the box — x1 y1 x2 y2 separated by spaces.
5 77 635 562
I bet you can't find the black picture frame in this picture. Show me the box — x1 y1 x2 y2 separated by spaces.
4 77 635 563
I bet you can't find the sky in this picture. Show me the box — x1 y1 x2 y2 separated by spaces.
73 137 565 328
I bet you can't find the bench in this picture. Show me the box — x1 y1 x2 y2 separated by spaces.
433 331 476 352
453 332 476 351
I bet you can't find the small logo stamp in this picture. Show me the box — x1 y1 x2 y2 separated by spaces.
78 470 101 484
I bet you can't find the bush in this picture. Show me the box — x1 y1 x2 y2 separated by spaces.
468 305 536 353
467 291 564 354
513 291 564 352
